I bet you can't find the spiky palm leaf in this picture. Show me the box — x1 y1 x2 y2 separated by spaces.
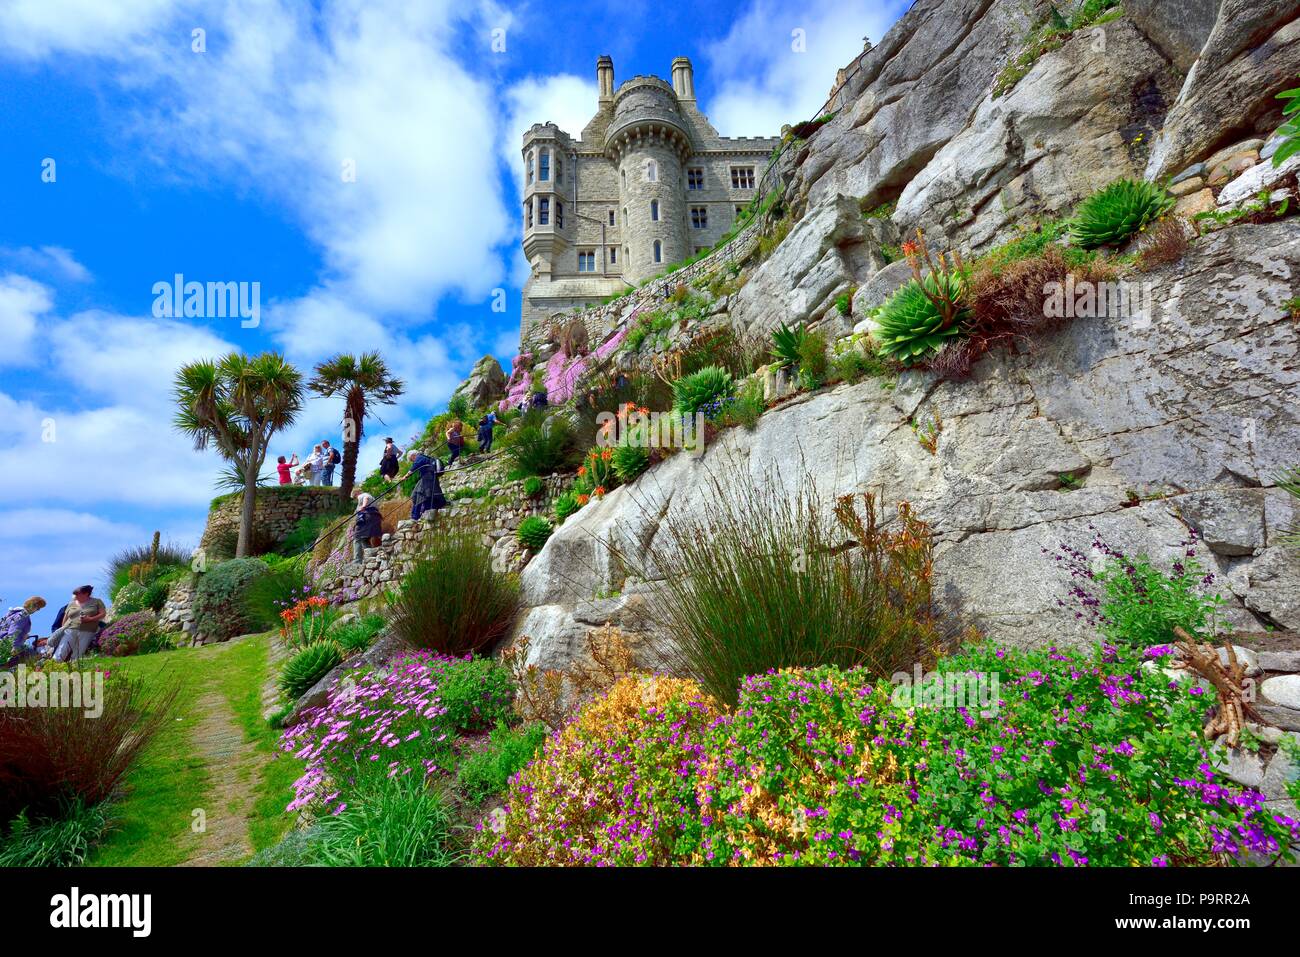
672 365 734 419
309 352 404 499
875 273 968 364
769 321 807 369
1070 178 1174 250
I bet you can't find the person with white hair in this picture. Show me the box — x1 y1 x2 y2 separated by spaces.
351 491 383 562
407 448 447 521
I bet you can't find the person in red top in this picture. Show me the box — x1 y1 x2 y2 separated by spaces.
276 453 299 485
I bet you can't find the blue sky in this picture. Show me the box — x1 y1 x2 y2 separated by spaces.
0 0 907 632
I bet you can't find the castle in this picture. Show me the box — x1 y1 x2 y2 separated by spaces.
519 55 782 339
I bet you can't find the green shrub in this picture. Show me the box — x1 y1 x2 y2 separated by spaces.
192 557 271 642
1274 77 1300 167
0 672 178 825
447 392 471 420
797 329 829 389
611 443 651 484
522 475 544 497
109 581 149 615
1070 178 1174 250
456 721 548 803
505 412 576 477
482 648 1300 867
516 515 553 552
278 641 342 699
331 613 386 654
715 378 765 430
277 510 349 557
626 472 948 707
388 525 519 655
0 799 112 867
830 340 889 383
437 656 516 733
106 540 191 600
874 272 968 364
672 365 734 419
310 776 460 867
553 491 582 524
769 321 806 369
476 676 718 865
242 554 309 632
1055 535 1225 647
98 612 172 657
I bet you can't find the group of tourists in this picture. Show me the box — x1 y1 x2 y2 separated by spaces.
2 585 107 665
276 439 343 486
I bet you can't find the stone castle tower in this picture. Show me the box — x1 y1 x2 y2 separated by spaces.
519 55 781 340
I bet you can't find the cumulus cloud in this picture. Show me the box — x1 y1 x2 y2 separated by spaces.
0 273 54 365
701 0 908 136
498 72 599 196
0 246 92 283
0 0 180 59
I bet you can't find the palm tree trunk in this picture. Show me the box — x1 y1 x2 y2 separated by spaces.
340 437 359 500
238 463 257 558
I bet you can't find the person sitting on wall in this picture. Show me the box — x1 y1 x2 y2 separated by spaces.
379 437 402 480
2 596 46 664
276 453 299 485
350 492 384 562
407 449 447 521
43 585 106 663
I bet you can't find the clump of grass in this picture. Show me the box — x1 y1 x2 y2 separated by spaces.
624 464 953 706
456 721 548 804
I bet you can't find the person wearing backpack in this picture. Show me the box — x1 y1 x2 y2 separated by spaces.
445 422 465 467
321 440 341 486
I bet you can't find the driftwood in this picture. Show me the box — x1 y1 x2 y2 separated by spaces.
1173 626 1262 748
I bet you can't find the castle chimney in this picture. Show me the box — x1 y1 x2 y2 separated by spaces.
671 56 695 100
597 55 614 101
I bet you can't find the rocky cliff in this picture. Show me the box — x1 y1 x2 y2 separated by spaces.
508 0 1300 671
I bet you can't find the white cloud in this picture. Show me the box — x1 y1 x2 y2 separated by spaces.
498 72 599 197
0 0 180 59
0 246 92 283
702 0 908 136
0 273 53 364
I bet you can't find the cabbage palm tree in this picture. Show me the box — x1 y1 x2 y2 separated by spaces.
174 352 304 558
308 352 404 500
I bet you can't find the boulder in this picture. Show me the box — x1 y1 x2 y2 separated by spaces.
1126 0 1222 72
1145 1 1300 180
511 222 1300 672
895 18 1176 253
452 355 507 409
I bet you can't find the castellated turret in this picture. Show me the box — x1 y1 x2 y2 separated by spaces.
518 55 781 343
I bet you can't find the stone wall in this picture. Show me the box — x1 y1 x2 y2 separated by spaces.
157 575 196 638
200 486 349 553
316 474 568 603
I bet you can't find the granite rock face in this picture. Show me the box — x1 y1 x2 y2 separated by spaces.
895 18 1177 253
511 221 1300 668
1126 0 1222 71
452 354 507 409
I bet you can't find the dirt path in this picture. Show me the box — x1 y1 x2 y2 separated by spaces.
178 689 260 867
177 631 292 867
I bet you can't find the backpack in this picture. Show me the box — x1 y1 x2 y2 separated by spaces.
329 448 341 465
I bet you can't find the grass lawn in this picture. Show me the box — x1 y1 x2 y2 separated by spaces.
90 632 302 866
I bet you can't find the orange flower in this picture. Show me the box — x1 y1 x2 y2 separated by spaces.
576 494 590 505
901 240 919 257
577 466 587 476
593 486 606 497
601 448 612 461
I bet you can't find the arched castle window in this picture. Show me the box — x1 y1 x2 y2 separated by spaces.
525 198 533 228
539 149 550 182
557 202 564 228
621 169 626 189
526 151 534 185
646 159 658 182
556 157 563 184
650 199 659 221
653 240 662 263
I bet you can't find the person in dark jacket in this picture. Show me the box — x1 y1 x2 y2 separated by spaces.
407 449 447 521
476 414 495 454
379 437 402 480
350 493 384 561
